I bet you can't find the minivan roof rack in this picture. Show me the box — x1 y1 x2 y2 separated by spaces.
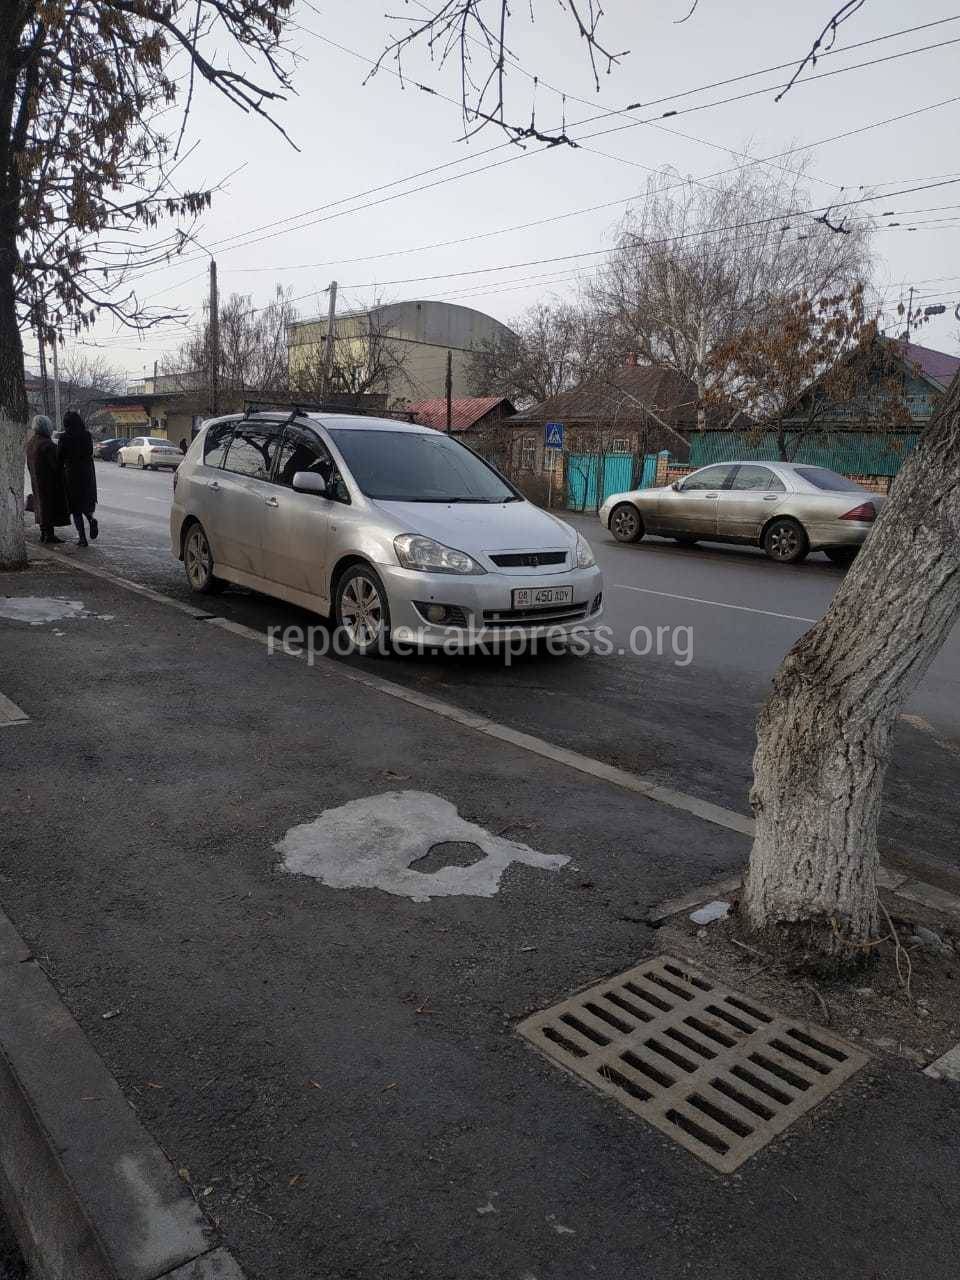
241 398 418 422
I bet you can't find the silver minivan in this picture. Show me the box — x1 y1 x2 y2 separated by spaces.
170 411 603 651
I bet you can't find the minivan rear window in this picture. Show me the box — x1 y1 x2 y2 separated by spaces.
794 467 866 492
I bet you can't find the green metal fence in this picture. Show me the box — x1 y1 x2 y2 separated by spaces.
688 430 919 477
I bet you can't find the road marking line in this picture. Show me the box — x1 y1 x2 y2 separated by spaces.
0 693 29 727
35 546 757 838
612 583 818 624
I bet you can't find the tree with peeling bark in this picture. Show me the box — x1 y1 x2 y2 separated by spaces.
743 368 960 963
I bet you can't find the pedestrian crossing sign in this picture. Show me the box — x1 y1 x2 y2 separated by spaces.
544 421 564 450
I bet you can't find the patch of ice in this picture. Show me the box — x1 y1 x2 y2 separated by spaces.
276 790 568 902
689 900 731 925
0 597 86 624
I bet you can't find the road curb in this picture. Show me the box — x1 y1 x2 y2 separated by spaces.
0 908 246 1280
648 863 960 930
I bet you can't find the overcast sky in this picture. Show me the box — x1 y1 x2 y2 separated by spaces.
38 1 960 382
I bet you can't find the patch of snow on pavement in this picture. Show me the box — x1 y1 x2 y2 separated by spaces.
0 596 87 625
276 790 568 901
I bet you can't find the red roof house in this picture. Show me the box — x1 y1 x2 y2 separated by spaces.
407 396 516 433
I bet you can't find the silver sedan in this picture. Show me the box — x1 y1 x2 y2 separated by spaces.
599 461 886 566
170 412 603 652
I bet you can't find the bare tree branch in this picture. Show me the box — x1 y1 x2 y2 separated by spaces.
775 0 869 103
366 1 628 144
674 1 700 24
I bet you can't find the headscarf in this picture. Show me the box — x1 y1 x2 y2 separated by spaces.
63 410 85 435
31 415 53 437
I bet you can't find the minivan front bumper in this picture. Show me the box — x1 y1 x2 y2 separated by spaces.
378 562 604 649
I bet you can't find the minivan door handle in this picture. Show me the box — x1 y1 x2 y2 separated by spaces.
763 495 779 501
264 495 279 508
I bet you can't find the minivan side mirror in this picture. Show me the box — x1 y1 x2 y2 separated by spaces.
292 471 327 496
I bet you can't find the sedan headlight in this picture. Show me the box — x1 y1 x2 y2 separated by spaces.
575 532 596 569
394 534 486 575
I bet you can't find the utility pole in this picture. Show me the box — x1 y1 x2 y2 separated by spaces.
322 280 337 398
51 336 61 429
152 359 158 391
445 349 453 432
37 331 50 416
209 258 220 415
905 286 916 342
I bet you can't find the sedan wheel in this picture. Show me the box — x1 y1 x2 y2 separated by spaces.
183 524 224 594
337 566 391 656
610 503 644 544
763 517 808 564
138 454 146 470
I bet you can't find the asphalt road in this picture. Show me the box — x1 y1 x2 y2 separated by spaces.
61 459 960 869
4 554 959 1280
0 1214 26 1280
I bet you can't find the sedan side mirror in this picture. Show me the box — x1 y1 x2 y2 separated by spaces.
292 471 327 496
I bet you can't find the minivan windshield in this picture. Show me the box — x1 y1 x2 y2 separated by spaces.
328 429 518 503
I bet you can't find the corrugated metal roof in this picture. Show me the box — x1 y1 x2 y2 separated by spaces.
408 396 513 432
897 340 960 389
509 366 701 425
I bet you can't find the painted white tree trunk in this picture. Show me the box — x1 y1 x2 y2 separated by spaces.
0 416 27 570
744 373 960 956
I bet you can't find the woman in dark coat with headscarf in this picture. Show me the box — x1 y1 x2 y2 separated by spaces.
25 415 70 543
58 410 99 546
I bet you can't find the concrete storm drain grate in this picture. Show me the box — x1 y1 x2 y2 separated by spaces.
518 955 868 1173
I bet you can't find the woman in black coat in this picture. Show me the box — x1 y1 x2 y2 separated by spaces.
58 410 99 546
25 416 70 542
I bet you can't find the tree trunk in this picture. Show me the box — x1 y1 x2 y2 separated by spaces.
744 372 960 960
0 257 29 569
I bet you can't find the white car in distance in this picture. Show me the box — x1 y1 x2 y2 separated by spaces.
117 437 183 471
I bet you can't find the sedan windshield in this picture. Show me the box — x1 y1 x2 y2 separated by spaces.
794 467 867 492
328 429 517 503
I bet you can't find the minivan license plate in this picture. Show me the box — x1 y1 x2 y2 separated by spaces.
511 586 573 608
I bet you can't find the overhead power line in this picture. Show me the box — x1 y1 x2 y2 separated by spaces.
124 15 960 288
257 174 960 318
134 90 960 316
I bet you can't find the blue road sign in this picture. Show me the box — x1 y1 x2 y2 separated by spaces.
544 421 564 450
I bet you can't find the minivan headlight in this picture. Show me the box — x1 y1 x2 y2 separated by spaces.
394 534 486 575
576 532 596 568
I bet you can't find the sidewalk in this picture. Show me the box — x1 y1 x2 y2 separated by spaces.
1 555 958 1280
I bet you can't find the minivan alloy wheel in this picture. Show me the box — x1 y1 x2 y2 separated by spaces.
338 569 389 653
184 524 223 594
